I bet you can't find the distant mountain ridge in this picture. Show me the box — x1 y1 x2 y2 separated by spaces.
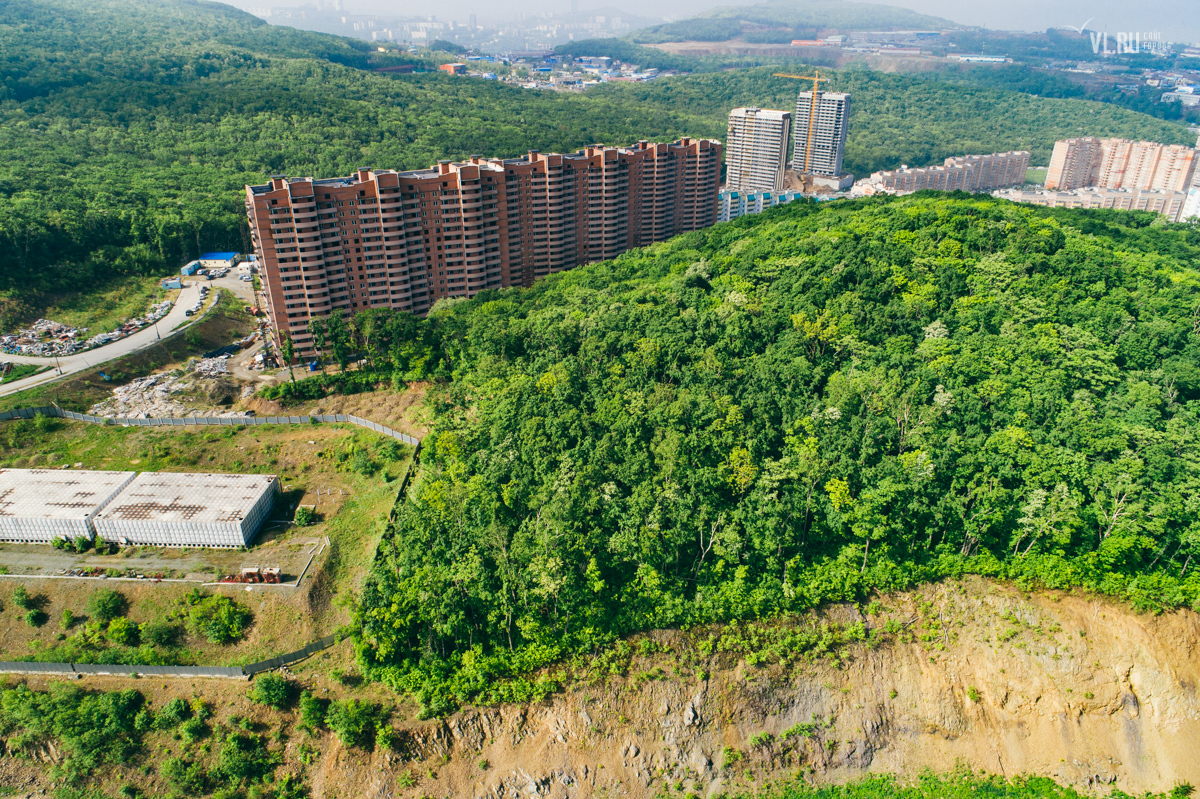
632 0 961 44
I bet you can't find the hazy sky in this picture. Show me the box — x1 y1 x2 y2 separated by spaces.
868 0 1200 42
238 0 1200 42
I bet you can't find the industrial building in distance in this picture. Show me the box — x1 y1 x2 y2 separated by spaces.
0 469 277 548
856 151 1031 195
724 107 792 193
0 469 136 544
1045 137 1197 192
246 138 721 354
94 472 279 549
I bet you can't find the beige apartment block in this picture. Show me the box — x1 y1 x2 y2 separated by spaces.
859 151 1031 195
1046 137 1197 191
994 187 1188 221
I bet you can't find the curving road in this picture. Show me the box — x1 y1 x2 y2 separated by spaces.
0 278 259 398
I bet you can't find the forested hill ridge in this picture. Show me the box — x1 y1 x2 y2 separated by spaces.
357 194 1200 714
630 0 958 44
1 0 1192 321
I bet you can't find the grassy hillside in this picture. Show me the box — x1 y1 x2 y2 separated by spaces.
353 194 1200 713
631 0 958 44
0 0 1191 318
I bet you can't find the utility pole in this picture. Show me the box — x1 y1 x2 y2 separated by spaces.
773 70 829 175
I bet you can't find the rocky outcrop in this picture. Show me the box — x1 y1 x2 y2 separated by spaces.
307 578 1200 798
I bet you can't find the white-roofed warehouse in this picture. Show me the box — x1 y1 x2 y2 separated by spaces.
94 472 278 548
0 469 137 543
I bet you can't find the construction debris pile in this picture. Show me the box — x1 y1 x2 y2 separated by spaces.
194 355 230 378
88 360 251 419
89 372 192 418
1 300 173 357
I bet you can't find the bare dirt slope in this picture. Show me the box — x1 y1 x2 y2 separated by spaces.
313 578 1200 799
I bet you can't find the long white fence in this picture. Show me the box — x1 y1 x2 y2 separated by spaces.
0 633 342 679
0 405 420 447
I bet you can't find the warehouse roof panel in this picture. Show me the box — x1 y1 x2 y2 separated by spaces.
95 472 277 526
0 469 138 520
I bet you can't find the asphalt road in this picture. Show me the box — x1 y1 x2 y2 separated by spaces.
0 275 259 399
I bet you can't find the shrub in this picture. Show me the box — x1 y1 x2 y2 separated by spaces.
298 690 328 730
966 686 982 704
87 588 128 622
325 699 381 749
181 590 251 644
155 698 192 729
161 756 208 796
142 620 181 647
249 674 293 709
106 617 139 646
179 716 209 745
24 609 47 627
60 609 75 631
213 732 277 783
12 585 32 610
294 506 316 526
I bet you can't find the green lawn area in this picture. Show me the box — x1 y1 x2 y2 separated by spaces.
0 363 48 384
1025 166 1047 184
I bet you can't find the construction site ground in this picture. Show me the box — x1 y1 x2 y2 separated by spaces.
247 382 434 438
0 290 261 412
0 418 417 666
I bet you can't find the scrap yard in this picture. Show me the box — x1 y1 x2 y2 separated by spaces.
0 300 174 357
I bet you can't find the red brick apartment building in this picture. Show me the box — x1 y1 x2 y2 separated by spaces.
245 139 721 354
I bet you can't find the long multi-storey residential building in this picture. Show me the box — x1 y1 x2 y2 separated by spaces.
857 151 1030 195
1045 137 1197 192
717 189 803 222
994 187 1189 221
725 107 791 193
246 139 721 354
792 91 850 177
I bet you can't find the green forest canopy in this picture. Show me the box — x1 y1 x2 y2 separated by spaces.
355 193 1200 712
0 0 1191 308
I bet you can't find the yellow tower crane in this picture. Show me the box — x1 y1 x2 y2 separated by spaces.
773 71 829 175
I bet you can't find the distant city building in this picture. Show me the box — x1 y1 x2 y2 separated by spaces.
994 187 1190 221
1045 137 1198 192
247 139 721 354
724 107 792 193
792 90 851 179
438 62 467 74
718 189 802 222
857 151 1030 195
1183 188 1200 221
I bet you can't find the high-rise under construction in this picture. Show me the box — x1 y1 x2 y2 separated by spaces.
792 90 851 178
725 107 792 193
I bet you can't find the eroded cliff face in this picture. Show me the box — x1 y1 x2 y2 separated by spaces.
311 578 1200 799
